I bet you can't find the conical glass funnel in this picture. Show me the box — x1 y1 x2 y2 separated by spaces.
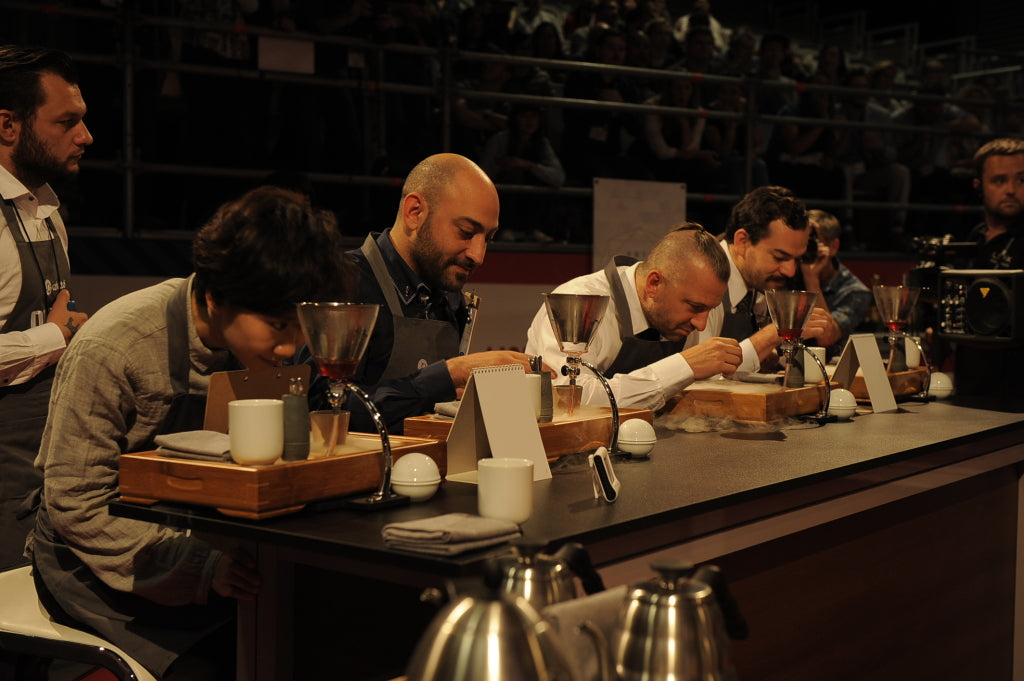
765 289 818 342
872 285 919 335
297 302 379 382
543 293 609 357
296 302 408 509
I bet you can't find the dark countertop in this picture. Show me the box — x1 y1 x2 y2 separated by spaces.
111 399 1024 580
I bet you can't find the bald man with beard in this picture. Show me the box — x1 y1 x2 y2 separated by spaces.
306 153 542 433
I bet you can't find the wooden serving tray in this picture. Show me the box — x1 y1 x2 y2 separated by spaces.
118 434 445 520
662 380 828 423
403 407 655 461
849 367 927 402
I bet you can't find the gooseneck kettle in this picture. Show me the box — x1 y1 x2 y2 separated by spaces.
582 559 748 681
489 539 606 611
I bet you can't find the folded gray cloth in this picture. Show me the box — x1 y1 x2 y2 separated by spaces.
382 512 521 556
433 401 460 418
155 430 232 462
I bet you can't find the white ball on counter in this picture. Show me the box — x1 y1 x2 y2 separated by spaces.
828 388 858 420
617 418 657 458
929 372 954 399
391 453 442 502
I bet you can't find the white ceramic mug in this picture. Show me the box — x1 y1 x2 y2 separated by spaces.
477 457 534 524
803 346 827 384
228 399 284 465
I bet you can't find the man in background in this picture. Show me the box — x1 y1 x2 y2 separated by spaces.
686 186 839 370
0 44 91 570
794 208 872 360
526 225 743 410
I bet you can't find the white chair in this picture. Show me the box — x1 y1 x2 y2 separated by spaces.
0 566 157 681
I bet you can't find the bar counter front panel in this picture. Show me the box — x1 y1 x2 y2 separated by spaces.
112 400 1024 681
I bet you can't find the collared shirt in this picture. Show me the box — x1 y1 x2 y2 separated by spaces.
524 261 695 411
31 277 227 607
683 239 762 373
820 258 872 358
0 165 69 386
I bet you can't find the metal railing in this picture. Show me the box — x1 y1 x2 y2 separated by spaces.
3 0 1018 253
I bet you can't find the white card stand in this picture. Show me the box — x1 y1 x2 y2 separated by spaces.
445 365 552 483
830 333 898 413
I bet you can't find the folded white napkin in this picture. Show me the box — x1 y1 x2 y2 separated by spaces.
155 430 232 462
382 512 521 556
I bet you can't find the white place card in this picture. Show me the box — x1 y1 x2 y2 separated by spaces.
831 333 898 413
445 364 551 483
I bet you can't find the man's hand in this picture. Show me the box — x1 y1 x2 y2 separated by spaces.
212 548 261 601
47 290 89 343
799 240 831 288
445 351 556 392
680 337 743 379
802 308 841 347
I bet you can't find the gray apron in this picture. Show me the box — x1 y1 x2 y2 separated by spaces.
719 286 757 342
0 199 69 571
360 235 461 379
602 256 686 378
31 279 234 677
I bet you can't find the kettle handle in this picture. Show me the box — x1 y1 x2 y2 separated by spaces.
693 564 749 641
555 542 606 595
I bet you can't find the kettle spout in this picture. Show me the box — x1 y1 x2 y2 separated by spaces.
577 619 615 681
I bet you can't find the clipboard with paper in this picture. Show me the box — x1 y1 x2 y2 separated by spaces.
445 364 552 483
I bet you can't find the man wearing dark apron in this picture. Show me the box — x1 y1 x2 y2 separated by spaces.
0 46 92 570
306 153 537 434
526 226 743 411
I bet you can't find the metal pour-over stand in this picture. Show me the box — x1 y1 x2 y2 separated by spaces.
765 290 834 424
296 302 409 509
542 293 623 453
872 285 932 399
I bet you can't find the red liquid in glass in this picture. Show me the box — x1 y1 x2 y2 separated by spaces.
777 328 802 341
885 320 907 332
315 358 359 380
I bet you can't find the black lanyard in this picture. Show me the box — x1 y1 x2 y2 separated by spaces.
4 198 62 309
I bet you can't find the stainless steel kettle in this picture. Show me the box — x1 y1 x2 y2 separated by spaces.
490 539 606 611
582 560 748 681
406 575 581 681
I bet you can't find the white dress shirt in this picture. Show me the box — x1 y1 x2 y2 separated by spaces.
525 262 695 410
0 165 69 386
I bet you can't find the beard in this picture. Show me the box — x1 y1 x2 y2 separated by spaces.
12 122 76 189
409 216 476 291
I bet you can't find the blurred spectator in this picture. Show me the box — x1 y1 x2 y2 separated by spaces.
624 0 672 35
629 69 723 190
679 23 717 74
452 45 511 158
868 59 906 114
836 69 909 249
532 21 568 74
918 58 947 91
479 103 565 240
567 0 623 58
753 32 799 153
624 28 657 100
949 81 995 180
893 83 981 235
705 73 770 193
644 17 682 69
672 0 728 54
510 0 565 48
722 26 756 75
815 41 847 85
506 30 556 97
561 28 649 184
767 72 848 200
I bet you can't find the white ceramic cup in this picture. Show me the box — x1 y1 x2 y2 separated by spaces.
905 336 921 369
477 457 534 524
803 346 827 384
524 373 542 421
228 399 284 465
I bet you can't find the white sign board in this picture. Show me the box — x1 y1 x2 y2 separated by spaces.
592 178 688 271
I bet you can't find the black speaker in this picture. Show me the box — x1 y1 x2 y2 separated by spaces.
938 269 1024 342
